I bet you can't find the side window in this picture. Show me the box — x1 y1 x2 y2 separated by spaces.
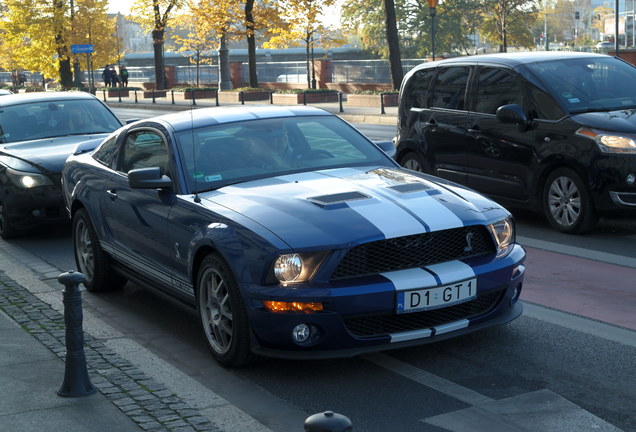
474 67 523 114
430 66 470 110
403 68 436 110
93 135 119 167
120 131 169 175
526 83 565 120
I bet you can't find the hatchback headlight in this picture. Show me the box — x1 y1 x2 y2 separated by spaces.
577 128 636 154
488 217 515 258
5 167 53 188
273 251 329 284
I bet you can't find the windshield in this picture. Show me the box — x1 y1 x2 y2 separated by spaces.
175 116 395 193
526 57 636 113
0 98 122 143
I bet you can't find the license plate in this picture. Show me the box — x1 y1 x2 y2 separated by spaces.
396 278 477 314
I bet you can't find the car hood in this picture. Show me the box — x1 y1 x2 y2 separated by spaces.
571 108 636 133
200 167 509 249
0 134 109 173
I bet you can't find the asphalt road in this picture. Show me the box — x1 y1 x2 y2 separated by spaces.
7 106 635 431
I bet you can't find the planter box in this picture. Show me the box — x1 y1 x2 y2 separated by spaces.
347 93 398 107
272 92 339 104
107 89 130 98
143 90 167 99
218 90 271 103
172 90 217 100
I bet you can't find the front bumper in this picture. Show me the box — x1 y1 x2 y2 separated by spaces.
1 183 68 231
243 244 526 359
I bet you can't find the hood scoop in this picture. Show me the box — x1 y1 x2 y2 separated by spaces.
386 182 432 193
307 191 372 207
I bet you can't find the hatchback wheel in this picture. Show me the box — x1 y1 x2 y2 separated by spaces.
72 208 126 291
543 168 597 234
0 193 18 239
197 254 254 367
400 151 426 173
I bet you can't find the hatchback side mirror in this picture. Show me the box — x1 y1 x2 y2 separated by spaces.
496 104 530 132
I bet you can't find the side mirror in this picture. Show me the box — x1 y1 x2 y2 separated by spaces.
374 140 397 158
128 167 172 190
496 104 530 132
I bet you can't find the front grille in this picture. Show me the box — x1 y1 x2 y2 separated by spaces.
331 226 495 280
344 289 504 338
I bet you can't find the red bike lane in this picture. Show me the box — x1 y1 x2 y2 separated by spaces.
520 246 636 331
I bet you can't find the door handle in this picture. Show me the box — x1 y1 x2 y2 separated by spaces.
106 189 118 200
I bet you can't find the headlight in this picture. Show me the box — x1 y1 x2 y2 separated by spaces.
5 167 53 188
488 217 515 258
273 251 329 284
577 128 636 154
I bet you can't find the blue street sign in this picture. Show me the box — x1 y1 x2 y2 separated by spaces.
71 44 94 54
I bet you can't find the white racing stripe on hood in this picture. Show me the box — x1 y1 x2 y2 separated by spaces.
345 169 465 232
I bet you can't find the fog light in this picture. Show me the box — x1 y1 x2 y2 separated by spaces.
292 324 311 343
627 174 636 185
510 283 522 305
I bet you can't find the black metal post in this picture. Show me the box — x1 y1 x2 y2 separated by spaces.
380 93 386 115
215 91 219 106
240 91 245 105
431 9 437 61
192 89 197 106
304 411 352 432
171 90 175 104
270 91 274 104
102 89 106 102
338 92 344 113
118 90 122 103
303 92 307 105
152 89 156 104
134 89 138 103
57 271 96 398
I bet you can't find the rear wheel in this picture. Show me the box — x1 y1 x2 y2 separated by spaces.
400 151 427 173
72 208 126 291
542 168 597 234
197 253 254 367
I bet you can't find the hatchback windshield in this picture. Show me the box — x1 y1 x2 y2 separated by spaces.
526 57 636 113
0 99 121 143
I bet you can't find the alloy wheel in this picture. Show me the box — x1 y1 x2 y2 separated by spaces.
200 267 233 355
547 175 581 228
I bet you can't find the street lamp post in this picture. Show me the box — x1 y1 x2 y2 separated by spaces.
428 0 438 61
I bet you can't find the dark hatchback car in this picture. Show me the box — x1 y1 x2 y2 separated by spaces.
0 91 123 238
394 52 636 233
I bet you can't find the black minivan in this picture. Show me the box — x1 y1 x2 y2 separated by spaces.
394 52 636 233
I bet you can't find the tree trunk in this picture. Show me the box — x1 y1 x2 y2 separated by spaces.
384 0 403 90
153 29 166 90
245 0 258 88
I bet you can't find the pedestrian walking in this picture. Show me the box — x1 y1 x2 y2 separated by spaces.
119 65 129 87
102 66 111 87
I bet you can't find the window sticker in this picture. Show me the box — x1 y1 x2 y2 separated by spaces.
563 92 580 103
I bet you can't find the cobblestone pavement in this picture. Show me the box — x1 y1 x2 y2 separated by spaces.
0 271 219 432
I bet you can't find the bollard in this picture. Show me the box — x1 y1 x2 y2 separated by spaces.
171 89 175 104
304 411 353 432
118 89 122 103
152 89 156 103
57 270 96 398
134 89 138 103
380 93 386 115
192 89 197 106
338 92 344 113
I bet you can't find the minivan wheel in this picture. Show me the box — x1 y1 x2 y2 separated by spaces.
543 168 597 234
401 152 426 173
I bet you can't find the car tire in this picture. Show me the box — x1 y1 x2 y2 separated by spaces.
0 192 18 239
400 151 427 173
197 253 255 367
72 208 126 291
543 168 597 234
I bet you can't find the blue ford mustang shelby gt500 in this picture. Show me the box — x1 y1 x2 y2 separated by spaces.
62 105 526 367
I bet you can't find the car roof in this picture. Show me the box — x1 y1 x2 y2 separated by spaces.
0 91 99 107
410 51 613 71
146 105 333 133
